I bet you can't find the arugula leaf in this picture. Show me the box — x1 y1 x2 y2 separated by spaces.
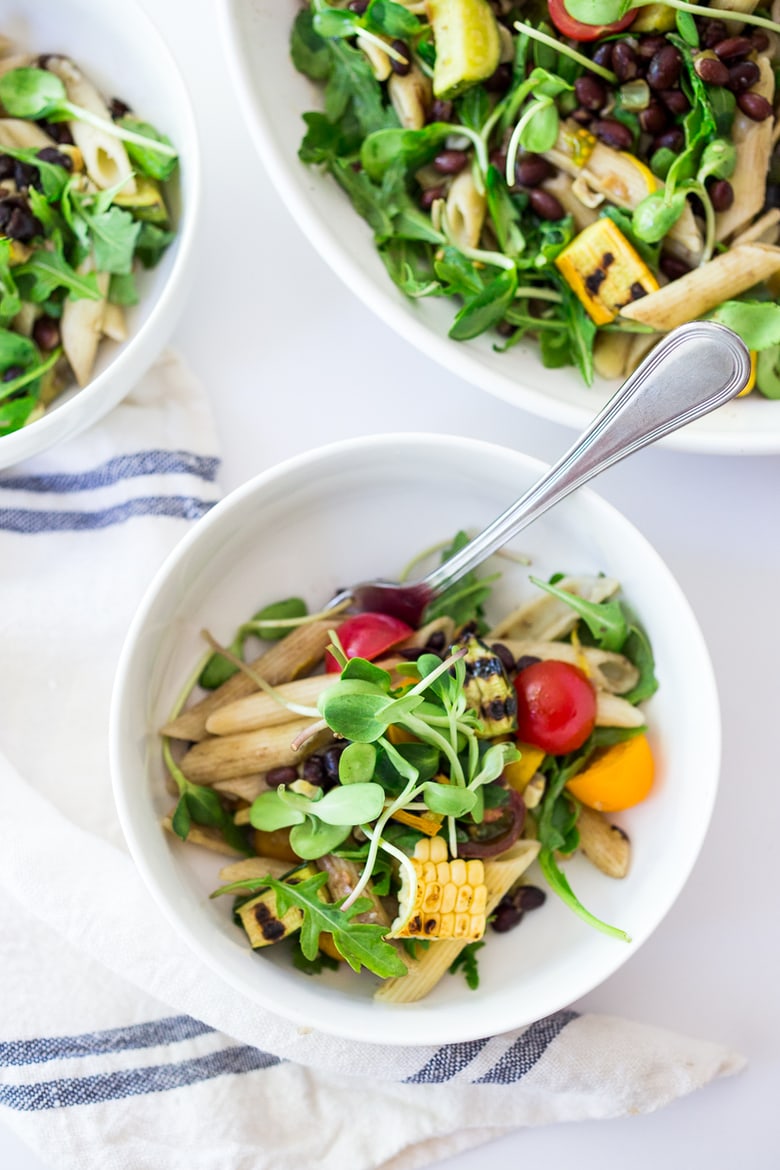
449 268 519 341
529 575 627 651
449 940 484 989
118 116 178 181
291 4 334 79
75 202 141 275
134 223 175 269
14 249 101 303
0 144 70 201
290 937 340 975
109 271 139 305
423 530 494 629
330 159 394 239
0 394 37 434
267 872 407 977
326 38 398 137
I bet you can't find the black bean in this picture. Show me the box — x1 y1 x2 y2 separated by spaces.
660 253 691 281
659 88 689 115
490 642 516 674
515 153 553 187
612 40 639 82
574 74 607 111
484 63 512 94
590 118 634 150
491 900 524 933
13 161 37 191
419 185 445 210
2 201 41 243
591 42 614 70
737 91 773 121
322 743 347 785
517 885 546 911
766 184 780 209
0 154 13 180
302 755 326 786
571 106 594 126
433 149 468 175
2 365 24 382
713 35 753 60
701 19 729 48
266 765 298 788
528 188 565 221
515 654 542 673
707 177 734 211
32 315 60 352
727 60 761 93
36 119 74 145
647 44 682 90
489 148 507 174
389 39 412 76
425 630 446 652
430 98 453 123
637 35 668 59
108 96 132 119
36 146 73 170
749 31 770 53
496 319 517 338
694 52 730 85
396 646 426 661
639 101 667 135
653 126 685 152
347 0 369 11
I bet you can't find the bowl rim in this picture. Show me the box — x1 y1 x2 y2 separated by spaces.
216 0 780 457
110 431 722 1046
0 0 202 468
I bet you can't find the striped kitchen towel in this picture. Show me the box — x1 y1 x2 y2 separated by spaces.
0 355 744 1170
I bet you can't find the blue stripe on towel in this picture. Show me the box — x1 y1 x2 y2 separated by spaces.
473 1010 579 1084
0 1016 214 1068
404 1038 491 1083
0 495 217 533
0 450 220 494
0 1046 281 1111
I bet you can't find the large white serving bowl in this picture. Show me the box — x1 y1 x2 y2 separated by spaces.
218 0 778 455
110 433 720 1046
0 0 200 469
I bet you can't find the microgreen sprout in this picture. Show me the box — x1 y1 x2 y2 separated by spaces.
0 68 178 160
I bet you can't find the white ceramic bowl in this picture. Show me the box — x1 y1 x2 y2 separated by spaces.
0 0 200 469
111 434 720 1046
217 0 778 455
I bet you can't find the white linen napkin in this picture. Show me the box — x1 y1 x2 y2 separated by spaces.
0 354 744 1170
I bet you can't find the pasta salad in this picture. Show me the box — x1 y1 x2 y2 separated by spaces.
0 40 178 436
290 0 780 396
160 539 658 1001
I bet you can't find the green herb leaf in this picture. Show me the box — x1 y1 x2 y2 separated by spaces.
422 782 477 817
449 268 519 341
289 819 352 858
134 223 175 269
529 575 627 651
0 67 66 119
267 872 407 977
14 249 102 303
339 741 378 785
364 0 421 39
538 847 630 941
709 301 780 352
250 790 307 832
248 597 308 639
449 940 484 989
291 7 332 80
313 782 386 824
757 345 780 399
118 116 178 181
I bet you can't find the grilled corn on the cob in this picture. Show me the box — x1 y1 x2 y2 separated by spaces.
555 218 659 325
392 836 488 940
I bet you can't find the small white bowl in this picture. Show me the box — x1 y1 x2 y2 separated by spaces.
217 0 779 455
0 0 200 469
110 434 720 1046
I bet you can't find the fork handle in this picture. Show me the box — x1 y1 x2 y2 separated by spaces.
421 321 750 598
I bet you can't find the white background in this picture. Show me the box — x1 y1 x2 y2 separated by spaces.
3 0 780 1164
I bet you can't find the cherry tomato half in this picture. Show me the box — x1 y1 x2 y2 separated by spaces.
547 0 637 42
513 660 597 754
325 612 414 672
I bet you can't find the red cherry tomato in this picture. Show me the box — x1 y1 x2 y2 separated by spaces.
513 660 597 754
325 612 414 672
547 0 637 41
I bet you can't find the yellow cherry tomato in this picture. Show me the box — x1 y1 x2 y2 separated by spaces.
566 733 654 812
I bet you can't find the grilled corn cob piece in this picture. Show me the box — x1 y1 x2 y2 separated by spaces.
392 836 488 940
458 633 517 737
555 219 659 326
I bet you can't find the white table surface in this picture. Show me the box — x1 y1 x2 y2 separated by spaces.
4 0 780 1165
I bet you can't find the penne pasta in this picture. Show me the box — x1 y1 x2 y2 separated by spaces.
162 813 245 857
61 268 109 386
205 673 334 736
592 329 633 381
444 168 487 250
595 692 647 729
101 303 128 342
387 63 430 130
45 55 136 194
161 621 336 742
619 244 780 332
488 575 620 642
0 116 53 148
179 718 333 784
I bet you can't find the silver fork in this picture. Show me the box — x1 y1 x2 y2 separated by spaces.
328 321 750 625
